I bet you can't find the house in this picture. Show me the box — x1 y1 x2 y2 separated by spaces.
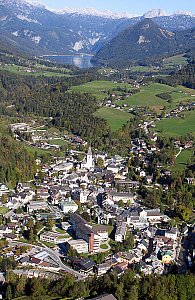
115 222 127 242
165 227 178 240
107 191 135 204
27 201 49 213
92 225 108 242
106 164 119 174
75 258 95 275
95 262 111 276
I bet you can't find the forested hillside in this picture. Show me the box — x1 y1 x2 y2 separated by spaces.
158 62 195 88
0 129 36 186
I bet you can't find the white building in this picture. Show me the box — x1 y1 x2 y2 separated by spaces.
81 146 94 170
65 239 89 254
60 199 78 214
115 222 127 242
40 231 71 244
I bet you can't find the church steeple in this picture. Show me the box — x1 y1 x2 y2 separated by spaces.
86 146 93 169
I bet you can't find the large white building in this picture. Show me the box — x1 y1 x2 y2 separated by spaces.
65 239 89 253
60 199 78 214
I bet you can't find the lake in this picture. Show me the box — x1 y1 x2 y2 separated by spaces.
42 54 95 68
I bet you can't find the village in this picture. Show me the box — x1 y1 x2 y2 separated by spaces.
0 118 194 286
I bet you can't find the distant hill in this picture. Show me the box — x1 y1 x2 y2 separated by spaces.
94 19 195 67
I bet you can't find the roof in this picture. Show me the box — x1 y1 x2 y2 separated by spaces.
78 258 95 270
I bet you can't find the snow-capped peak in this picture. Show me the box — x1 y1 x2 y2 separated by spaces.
173 11 194 17
143 9 169 18
54 7 137 19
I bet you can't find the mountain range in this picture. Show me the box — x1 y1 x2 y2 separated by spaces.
94 18 195 66
0 0 195 57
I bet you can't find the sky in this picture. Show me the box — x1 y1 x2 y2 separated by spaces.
28 0 195 14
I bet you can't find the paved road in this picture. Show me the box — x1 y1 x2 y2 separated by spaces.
10 241 86 280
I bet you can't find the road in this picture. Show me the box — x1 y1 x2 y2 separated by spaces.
10 241 86 280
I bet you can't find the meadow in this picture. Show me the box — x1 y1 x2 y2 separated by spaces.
70 80 133 101
163 54 188 69
94 107 132 131
115 83 194 113
172 149 194 171
156 110 195 137
0 64 72 77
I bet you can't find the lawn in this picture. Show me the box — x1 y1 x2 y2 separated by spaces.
156 110 195 137
55 227 66 233
70 80 133 101
172 149 194 171
115 83 194 113
100 244 109 250
48 139 68 146
0 206 9 214
94 107 132 131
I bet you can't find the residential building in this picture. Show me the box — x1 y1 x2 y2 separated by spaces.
115 222 127 242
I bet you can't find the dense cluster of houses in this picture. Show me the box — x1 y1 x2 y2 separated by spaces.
0 120 194 281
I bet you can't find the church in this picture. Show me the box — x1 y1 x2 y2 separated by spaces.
81 146 94 170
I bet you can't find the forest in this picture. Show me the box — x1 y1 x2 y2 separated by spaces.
0 129 36 186
1 268 195 300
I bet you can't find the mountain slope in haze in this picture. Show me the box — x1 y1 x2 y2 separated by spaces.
94 19 195 66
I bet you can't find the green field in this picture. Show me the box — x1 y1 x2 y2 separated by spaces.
163 54 188 69
156 110 195 137
70 80 133 101
130 65 159 73
173 149 194 171
24 144 52 156
94 107 132 131
0 64 72 77
115 83 194 112
48 139 68 146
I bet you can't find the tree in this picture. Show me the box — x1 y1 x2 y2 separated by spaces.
6 284 12 300
118 200 124 208
1 193 7 204
47 217 54 230
115 282 124 300
81 212 91 222
96 157 104 169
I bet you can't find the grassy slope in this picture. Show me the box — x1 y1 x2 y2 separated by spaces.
173 149 194 171
94 107 132 131
115 83 194 113
156 110 195 137
0 64 72 77
70 80 132 101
